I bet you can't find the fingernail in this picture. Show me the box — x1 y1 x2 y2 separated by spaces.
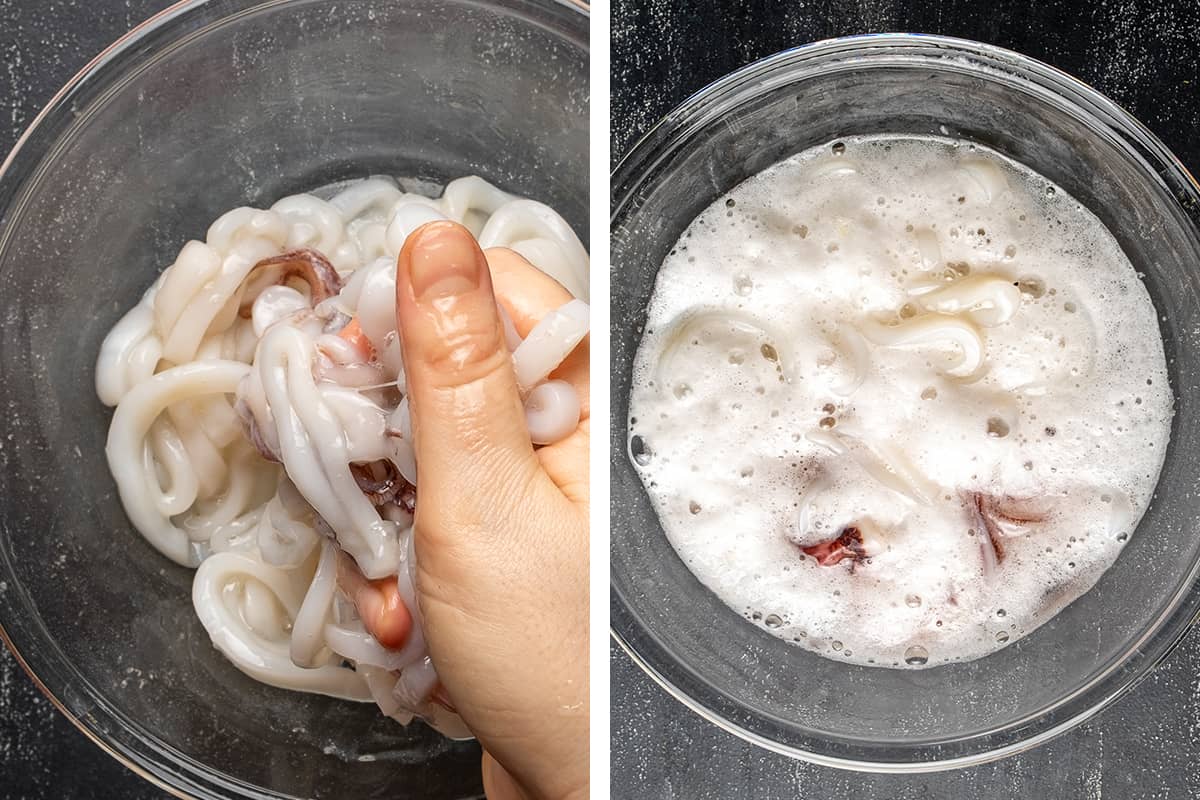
356 581 412 650
406 221 484 300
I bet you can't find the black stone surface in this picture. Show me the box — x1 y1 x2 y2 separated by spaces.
5 0 1200 798
1 5 183 797
611 1 1200 799
1 7 173 796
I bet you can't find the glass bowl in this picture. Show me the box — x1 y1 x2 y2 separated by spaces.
610 33 1200 772
0 0 587 797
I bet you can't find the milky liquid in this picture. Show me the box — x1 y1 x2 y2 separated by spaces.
628 135 1173 668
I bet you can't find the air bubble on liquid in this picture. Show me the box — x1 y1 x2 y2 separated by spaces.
831 640 843 651
673 383 692 400
1017 276 1046 298
688 500 701 515
986 417 1010 438
904 645 929 665
630 435 652 466
729 350 745 365
831 141 846 155
733 273 753 296
921 387 938 401
905 594 922 608
1004 245 1017 259
761 343 778 362
740 466 755 478
765 614 783 628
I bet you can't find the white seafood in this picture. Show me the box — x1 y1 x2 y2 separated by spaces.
98 175 589 735
914 274 1021 327
860 313 985 379
629 135 1172 669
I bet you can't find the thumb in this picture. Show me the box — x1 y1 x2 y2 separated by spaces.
481 752 531 800
394 221 540 539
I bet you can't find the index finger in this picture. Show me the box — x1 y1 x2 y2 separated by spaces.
485 247 590 420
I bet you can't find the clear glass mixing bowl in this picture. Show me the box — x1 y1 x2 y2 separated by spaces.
0 1 587 797
610 33 1200 771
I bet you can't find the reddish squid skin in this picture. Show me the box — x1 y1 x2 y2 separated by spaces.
800 525 867 567
235 399 281 463
349 460 413 507
967 491 1049 566
238 247 343 317
971 491 1007 564
336 316 376 360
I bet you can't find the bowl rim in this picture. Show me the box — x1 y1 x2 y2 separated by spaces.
0 0 588 797
609 31 1200 773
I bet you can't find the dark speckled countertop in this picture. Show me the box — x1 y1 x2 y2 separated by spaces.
1 6 176 796
4 0 1200 798
611 1 1200 799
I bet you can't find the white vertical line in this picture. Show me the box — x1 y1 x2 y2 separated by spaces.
588 0 613 796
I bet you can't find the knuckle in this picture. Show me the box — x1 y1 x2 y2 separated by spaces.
415 302 507 381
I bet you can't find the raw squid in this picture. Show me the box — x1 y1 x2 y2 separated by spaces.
628 135 1172 669
98 175 589 736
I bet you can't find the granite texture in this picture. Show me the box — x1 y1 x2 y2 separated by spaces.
611 1 1200 798
1 4 177 797
4 0 1200 798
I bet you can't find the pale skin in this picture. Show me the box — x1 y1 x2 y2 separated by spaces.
349 220 589 800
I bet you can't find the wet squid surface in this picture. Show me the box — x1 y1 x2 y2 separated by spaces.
97 175 589 735
628 135 1171 669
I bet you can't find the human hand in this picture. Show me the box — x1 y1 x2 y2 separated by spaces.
370 220 589 799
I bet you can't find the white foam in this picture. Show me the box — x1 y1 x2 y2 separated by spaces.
629 135 1173 668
